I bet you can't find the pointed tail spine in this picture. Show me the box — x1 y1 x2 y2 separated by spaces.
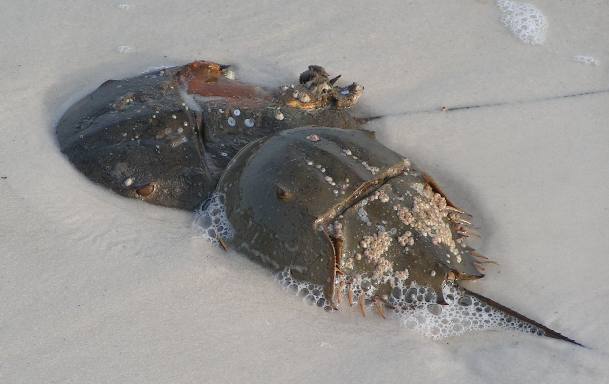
460 287 584 347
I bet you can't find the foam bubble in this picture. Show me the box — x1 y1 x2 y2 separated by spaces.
390 282 542 339
193 193 234 247
276 269 391 312
276 269 333 310
275 268 543 340
116 45 134 54
574 55 599 66
496 0 547 45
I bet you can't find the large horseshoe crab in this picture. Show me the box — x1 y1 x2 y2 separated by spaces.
56 60 581 345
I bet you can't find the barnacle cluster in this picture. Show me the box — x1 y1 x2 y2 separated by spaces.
394 183 461 257
360 231 394 279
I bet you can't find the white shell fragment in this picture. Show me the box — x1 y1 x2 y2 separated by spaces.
274 110 285 120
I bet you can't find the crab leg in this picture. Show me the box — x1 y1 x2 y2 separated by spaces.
373 297 386 319
335 280 346 305
358 295 366 317
218 237 229 252
348 285 354 306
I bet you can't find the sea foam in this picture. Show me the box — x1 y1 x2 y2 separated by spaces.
276 269 542 340
193 193 234 247
497 0 548 45
574 55 600 66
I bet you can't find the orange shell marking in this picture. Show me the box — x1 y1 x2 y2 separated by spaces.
177 61 271 102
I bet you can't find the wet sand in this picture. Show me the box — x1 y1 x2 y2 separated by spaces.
1 1 608 382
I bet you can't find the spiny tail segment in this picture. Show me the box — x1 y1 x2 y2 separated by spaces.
388 281 584 346
353 87 609 123
276 268 583 346
461 287 584 347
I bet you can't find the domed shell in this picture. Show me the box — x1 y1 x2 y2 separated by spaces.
217 127 484 303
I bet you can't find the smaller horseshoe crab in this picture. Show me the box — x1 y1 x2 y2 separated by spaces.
57 60 581 345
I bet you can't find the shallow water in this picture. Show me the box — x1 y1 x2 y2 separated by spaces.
2 1 609 383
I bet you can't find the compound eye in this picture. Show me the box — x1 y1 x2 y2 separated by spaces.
275 184 293 201
136 183 155 197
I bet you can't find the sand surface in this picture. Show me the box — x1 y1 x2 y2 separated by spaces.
2 1 609 383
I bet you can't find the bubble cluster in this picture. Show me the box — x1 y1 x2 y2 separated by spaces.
275 268 543 340
276 269 333 311
276 269 404 313
390 282 542 339
574 55 599 66
193 193 234 247
116 45 134 53
496 0 547 45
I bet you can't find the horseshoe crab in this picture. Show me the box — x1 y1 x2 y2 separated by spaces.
56 60 581 345
57 61 362 210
